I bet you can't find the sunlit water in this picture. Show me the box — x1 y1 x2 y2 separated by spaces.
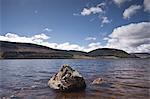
0 59 150 99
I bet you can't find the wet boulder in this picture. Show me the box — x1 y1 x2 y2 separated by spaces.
48 64 86 91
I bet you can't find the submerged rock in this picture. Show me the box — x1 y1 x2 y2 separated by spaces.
92 78 103 85
48 64 86 91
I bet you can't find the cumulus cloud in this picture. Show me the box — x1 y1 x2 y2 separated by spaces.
105 22 150 53
97 2 106 7
80 2 111 27
47 42 103 52
55 42 84 51
85 37 96 41
144 0 150 12
123 5 142 19
81 7 103 16
101 17 110 24
32 33 49 40
73 13 80 16
113 0 128 6
0 33 49 44
85 42 102 52
100 16 111 27
43 28 52 32
81 3 105 16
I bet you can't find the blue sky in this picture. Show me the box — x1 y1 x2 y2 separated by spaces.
0 0 150 52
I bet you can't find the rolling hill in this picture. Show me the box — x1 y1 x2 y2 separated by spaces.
0 41 138 59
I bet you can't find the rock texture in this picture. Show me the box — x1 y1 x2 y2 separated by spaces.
48 65 86 91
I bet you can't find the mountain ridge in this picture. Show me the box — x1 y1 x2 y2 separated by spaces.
0 41 140 59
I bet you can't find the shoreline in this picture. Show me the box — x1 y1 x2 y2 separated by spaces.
0 57 148 60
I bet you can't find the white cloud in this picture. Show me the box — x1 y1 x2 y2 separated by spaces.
49 42 103 52
41 42 85 51
97 2 106 7
85 37 96 41
5 33 19 38
42 41 103 52
55 42 84 51
101 16 110 24
105 22 150 53
123 5 142 19
73 13 80 16
32 33 50 43
81 7 103 16
144 0 150 12
0 33 49 44
32 33 49 40
81 3 105 16
43 28 52 32
100 16 111 27
113 0 128 6
85 42 102 52
81 2 111 27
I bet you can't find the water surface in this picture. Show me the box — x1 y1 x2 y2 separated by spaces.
0 59 150 99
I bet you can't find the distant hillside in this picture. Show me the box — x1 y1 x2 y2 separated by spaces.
131 53 150 58
0 41 138 59
0 41 73 59
88 48 137 58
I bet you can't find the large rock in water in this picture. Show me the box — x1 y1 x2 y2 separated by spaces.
48 64 86 91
